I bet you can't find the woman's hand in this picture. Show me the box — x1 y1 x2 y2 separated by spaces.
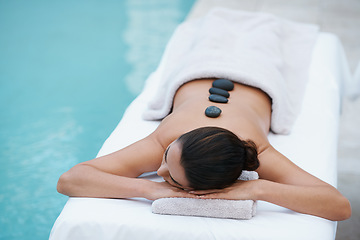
143 181 196 201
190 180 260 200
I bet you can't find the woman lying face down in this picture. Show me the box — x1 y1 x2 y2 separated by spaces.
57 79 351 221
157 127 259 190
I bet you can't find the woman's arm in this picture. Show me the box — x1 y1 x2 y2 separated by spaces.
256 146 351 221
57 134 193 200
192 146 351 221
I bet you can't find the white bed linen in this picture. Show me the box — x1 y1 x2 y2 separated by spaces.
50 32 350 240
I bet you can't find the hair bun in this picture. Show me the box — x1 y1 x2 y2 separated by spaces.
243 140 260 171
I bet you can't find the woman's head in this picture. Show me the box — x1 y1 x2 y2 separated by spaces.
178 127 259 190
157 127 260 190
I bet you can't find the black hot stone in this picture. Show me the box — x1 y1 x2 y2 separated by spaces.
212 79 234 91
205 106 222 118
209 94 228 103
209 87 230 98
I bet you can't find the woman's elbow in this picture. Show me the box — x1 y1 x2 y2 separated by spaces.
337 197 352 221
57 166 82 196
57 170 72 196
328 195 352 221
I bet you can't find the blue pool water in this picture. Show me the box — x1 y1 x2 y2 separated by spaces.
0 1 194 239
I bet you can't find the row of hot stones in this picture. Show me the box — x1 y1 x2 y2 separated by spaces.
205 79 234 118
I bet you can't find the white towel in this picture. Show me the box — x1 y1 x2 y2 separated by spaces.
142 8 318 134
152 171 258 220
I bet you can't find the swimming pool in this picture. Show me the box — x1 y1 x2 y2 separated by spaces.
0 1 194 239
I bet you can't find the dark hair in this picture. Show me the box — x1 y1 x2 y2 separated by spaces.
178 127 259 190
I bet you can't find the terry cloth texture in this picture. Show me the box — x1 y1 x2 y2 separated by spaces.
142 8 318 134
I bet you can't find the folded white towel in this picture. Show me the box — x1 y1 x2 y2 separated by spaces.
152 198 256 220
152 171 258 219
142 8 318 134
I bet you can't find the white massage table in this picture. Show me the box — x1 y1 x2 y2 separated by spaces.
50 32 350 240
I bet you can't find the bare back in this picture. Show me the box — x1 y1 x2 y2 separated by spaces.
153 78 272 154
